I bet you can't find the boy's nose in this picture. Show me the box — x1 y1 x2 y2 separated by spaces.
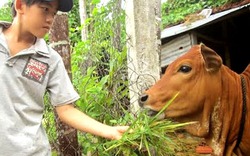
46 14 55 24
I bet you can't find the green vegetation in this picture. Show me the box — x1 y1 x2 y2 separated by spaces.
70 1 130 154
0 1 12 22
103 94 195 156
161 0 239 28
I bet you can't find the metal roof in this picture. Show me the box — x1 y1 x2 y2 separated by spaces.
161 3 250 39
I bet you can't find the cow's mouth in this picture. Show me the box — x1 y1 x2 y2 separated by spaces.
147 109 158 116
147 109 165 120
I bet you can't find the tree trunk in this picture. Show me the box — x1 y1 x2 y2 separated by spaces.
49 13 82 156
79 0 88 41
78 0 96 76
125 0 162 114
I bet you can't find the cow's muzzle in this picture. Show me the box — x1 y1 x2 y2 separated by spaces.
139 93 164 118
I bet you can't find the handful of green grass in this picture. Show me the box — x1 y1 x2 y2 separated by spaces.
103 93 195 156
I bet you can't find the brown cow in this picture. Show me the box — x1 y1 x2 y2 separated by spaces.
139 43 250 156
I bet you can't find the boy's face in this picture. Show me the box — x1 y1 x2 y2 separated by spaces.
20 0 59 38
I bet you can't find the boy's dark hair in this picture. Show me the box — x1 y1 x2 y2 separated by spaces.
11 0 43 17
11 0 72 17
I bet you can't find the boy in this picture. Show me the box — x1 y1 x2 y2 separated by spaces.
0 0 129 155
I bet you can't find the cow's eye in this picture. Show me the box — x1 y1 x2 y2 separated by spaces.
178 65 192 73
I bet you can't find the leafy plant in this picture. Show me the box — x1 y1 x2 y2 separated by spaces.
102 93 196 156
70 1 129 154
0 1 12 22
161 0 235 28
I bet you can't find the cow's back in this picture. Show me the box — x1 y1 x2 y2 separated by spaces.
241 64 250 79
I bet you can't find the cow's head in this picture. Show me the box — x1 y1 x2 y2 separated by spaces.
139 43 223 137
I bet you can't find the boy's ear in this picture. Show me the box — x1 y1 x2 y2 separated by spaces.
15 0 25 14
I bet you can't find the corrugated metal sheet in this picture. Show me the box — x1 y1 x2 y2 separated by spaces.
161 33 194 66
161 3 250 39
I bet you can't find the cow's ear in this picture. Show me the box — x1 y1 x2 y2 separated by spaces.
200 43 222 72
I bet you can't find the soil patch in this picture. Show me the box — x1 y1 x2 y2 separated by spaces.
170 131 211 156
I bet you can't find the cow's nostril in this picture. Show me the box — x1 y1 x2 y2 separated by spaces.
139 94 148 107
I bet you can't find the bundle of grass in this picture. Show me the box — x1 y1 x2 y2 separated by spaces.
103 93 195 156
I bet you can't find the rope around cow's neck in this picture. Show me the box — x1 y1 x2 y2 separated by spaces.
236 75 247 148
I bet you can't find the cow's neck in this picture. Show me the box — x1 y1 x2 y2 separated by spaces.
208 66 246 154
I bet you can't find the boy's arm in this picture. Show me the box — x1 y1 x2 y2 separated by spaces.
55 104 129 140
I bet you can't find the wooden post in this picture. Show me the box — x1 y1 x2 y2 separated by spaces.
125 0 162 114
49 13 82 156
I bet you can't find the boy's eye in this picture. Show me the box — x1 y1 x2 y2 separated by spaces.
40 6 57 16
39 6 49 11
42 7 49 12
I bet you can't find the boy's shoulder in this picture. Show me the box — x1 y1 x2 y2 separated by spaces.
0 21 63 63
35 38 63 61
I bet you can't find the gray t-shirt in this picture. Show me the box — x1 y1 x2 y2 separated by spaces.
0 22 80 156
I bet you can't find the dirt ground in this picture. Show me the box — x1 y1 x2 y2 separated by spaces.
170 131 212 156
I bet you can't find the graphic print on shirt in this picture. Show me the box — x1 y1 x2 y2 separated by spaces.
22 57 49 84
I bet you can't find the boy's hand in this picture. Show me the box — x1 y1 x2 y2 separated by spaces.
110 126 130 140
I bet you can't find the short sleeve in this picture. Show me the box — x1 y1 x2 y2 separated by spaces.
47 57 80 106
